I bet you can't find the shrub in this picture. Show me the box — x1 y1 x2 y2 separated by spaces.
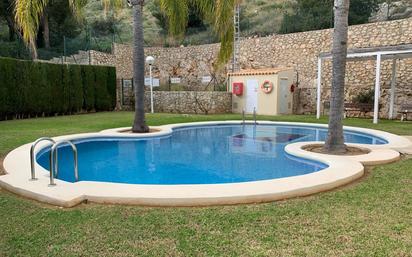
352 89 375 104
0 57 116 120
81 65 96 111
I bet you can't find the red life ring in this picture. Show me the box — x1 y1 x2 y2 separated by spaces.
261 80 273 94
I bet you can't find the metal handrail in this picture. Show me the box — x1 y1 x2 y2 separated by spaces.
30 137 56 180
242 109 245 125
49 140 78 186
253 107 257 126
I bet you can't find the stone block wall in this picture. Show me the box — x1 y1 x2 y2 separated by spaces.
90 50 116 66
119 84 231 114
113 44 226 90
94 18 412 118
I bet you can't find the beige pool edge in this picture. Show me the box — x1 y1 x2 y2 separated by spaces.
1 121 410 207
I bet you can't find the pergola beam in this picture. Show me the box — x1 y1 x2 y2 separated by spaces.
316 45 412 123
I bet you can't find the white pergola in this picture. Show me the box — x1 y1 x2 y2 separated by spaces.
316 44 412 124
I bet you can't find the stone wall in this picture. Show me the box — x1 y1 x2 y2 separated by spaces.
95 18 412 118
113 44 226 90
90 50 116 66
119 84 231 114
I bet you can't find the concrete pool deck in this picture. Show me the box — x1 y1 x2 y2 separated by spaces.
1 121 411 207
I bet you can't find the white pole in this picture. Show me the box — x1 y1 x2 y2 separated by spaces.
388 59 397 119
150 65 154 114
316 58 322 119
373 54 381 124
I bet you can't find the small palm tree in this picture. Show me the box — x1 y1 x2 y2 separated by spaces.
323 0 350 153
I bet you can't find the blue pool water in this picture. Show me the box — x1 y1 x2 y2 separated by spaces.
37 124 387 185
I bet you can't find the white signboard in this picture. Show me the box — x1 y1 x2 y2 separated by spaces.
122 79 133 88
152 79 160 87
144 78 160 87
201 76 212 83
170 77 181 84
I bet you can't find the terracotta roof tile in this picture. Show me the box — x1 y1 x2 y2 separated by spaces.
227 67 292 76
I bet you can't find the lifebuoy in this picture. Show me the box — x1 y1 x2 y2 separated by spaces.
261 80 273 94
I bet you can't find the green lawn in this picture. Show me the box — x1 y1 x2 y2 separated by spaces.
0 112 411 256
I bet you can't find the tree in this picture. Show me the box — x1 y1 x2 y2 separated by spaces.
279 0 378 34
151 0 209 44
0 0 20 41
160 0 238 64
14 0 151 133
99 0 149 132
323 0 350 153
128 0 149 132
14 0 84 58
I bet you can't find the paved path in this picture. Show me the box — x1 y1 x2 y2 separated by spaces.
397 136 412 155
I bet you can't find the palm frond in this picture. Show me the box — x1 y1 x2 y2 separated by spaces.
14 0 49 57
161 0 238 65
159 0 189 37
68 0 87 21
101 0 124 13
212 0 236 64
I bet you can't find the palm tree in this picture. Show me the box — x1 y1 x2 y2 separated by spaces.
128 0 149 132
323 0 350 153
159 0 239 64
14 0 84 59
14 0 151 133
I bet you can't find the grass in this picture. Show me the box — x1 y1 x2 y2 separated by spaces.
0 112 411 256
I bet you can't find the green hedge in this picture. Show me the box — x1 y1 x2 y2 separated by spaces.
0 57 116 120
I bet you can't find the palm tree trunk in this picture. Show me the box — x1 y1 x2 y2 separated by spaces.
323 0 350 153
42 10 50 49
131 1 149 133
6 16 16 41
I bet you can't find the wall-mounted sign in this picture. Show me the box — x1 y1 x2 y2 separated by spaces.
122 79 133 88
170 77 181 84
201 76 212 83
145 78 160 87
153 79 160 87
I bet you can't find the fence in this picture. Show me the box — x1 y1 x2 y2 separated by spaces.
0 25 125 62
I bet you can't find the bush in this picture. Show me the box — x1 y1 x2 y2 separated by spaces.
352 89 375 104
81 65 96 111
0 57 116 120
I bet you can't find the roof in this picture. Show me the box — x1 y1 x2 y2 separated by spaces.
227 67 292 77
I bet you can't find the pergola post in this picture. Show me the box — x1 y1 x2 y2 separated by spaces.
389 59 397 119
373 54 382 124
316 58 322 119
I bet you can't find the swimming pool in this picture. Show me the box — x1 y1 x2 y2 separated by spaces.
36 124 387 185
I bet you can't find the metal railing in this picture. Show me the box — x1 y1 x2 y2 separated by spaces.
49 140 78 186
242 109 245 125
30 137 56 180
253 107 257 126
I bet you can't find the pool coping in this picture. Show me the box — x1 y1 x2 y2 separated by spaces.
1 121 411 207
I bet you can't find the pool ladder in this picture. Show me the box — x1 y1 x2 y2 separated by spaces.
241 108 257 126
30 138 78 186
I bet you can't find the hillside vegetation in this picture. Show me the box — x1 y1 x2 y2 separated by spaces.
0 0 411 60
